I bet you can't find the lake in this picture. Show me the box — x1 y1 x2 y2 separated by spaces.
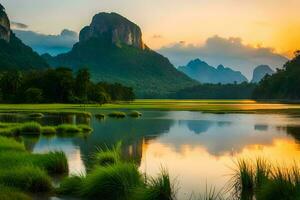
10 110 300 199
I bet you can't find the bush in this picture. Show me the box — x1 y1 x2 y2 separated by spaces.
57 175 84 196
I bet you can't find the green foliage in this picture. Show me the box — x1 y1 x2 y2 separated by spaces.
94 142 122 166
0 67 135 103
57 175 84 196
108 111 126 118
0 136 25 151
77 124 93 133
253 52 300 99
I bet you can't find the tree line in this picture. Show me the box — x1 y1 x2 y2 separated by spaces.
253 51 300 100
0 67 135 103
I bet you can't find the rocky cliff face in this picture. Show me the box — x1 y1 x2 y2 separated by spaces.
79 12 144 49
251 65 274 83
0 4 11 42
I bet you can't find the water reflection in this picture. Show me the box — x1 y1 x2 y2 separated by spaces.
14 111 300 199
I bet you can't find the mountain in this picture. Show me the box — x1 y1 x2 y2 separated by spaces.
0 4 48 70
253 53 300 99
45 12 197 98
251 65 274 83
178 59 248 84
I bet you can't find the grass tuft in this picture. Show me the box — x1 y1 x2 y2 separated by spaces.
56 124 81 134
128 111 142 118
0 185 32 200
108 112 126 118
41 126 57 135
28 113 44 118
95 113 105 120
19 122 42 135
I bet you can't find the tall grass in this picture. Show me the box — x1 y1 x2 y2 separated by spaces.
128 111 142 118
231 158 300 200
56 124 81 134
0 136 25 151
108 112 126 118
94 142 122 166
133 169 176 200
0 166 52 192
0 185 31 200
81 163 143 200
19 122 42 135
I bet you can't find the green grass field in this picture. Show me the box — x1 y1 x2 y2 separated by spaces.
0 100 299 114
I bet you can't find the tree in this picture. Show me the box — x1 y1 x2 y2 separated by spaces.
24 88 43 103
75 68 90 101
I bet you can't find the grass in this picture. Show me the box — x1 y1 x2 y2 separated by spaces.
95 113 105 119
108 111 126 118
77 124 93 133
94 142 122 166
0 166 52 192
28 113 44 118
19 122 42 135
128 111 142 118
231 158 300 200
0 185 31 200
134 169 176 200
0 136 68 195
41 126 57 135
0 100 299 114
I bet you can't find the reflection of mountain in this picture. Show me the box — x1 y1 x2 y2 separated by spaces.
74 117 174 167
286 126 300 144
181 120 213 134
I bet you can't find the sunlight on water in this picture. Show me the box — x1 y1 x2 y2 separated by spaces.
24 110 300 199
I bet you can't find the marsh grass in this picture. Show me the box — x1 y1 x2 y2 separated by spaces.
94 142 122 166
108 111 126 118
134 169 176 200
0 166 52 192
231 158 300 200
81 163 143 200
19 122 42 135
41 126 57 135
189 186 224 200
0 136 25 151
0 185 31 200
56 124 81 134
57 175 84 196
128 111 142 118
78 124 93 133
28 113 44 118
95 113 105 120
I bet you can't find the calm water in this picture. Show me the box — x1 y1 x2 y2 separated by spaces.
8 110 300 199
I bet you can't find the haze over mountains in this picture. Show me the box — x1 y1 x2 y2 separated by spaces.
178 59 248 84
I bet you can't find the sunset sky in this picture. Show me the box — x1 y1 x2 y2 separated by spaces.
3 0 300 57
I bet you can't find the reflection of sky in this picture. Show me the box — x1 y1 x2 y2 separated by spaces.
32 137 86 175
24 111 300 199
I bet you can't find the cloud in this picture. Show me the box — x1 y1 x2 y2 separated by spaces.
11 21 28 29
13 29 78 55
158 35 288 78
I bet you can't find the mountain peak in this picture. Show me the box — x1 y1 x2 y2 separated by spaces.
79 12 145 49
0 3 11 42
251 65 274 83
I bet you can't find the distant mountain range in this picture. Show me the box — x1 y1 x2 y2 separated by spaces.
44 12 197 98
178 59 248 84
0 4 48 70
251 65 274 83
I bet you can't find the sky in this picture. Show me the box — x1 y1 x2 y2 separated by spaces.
2 0 299 77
